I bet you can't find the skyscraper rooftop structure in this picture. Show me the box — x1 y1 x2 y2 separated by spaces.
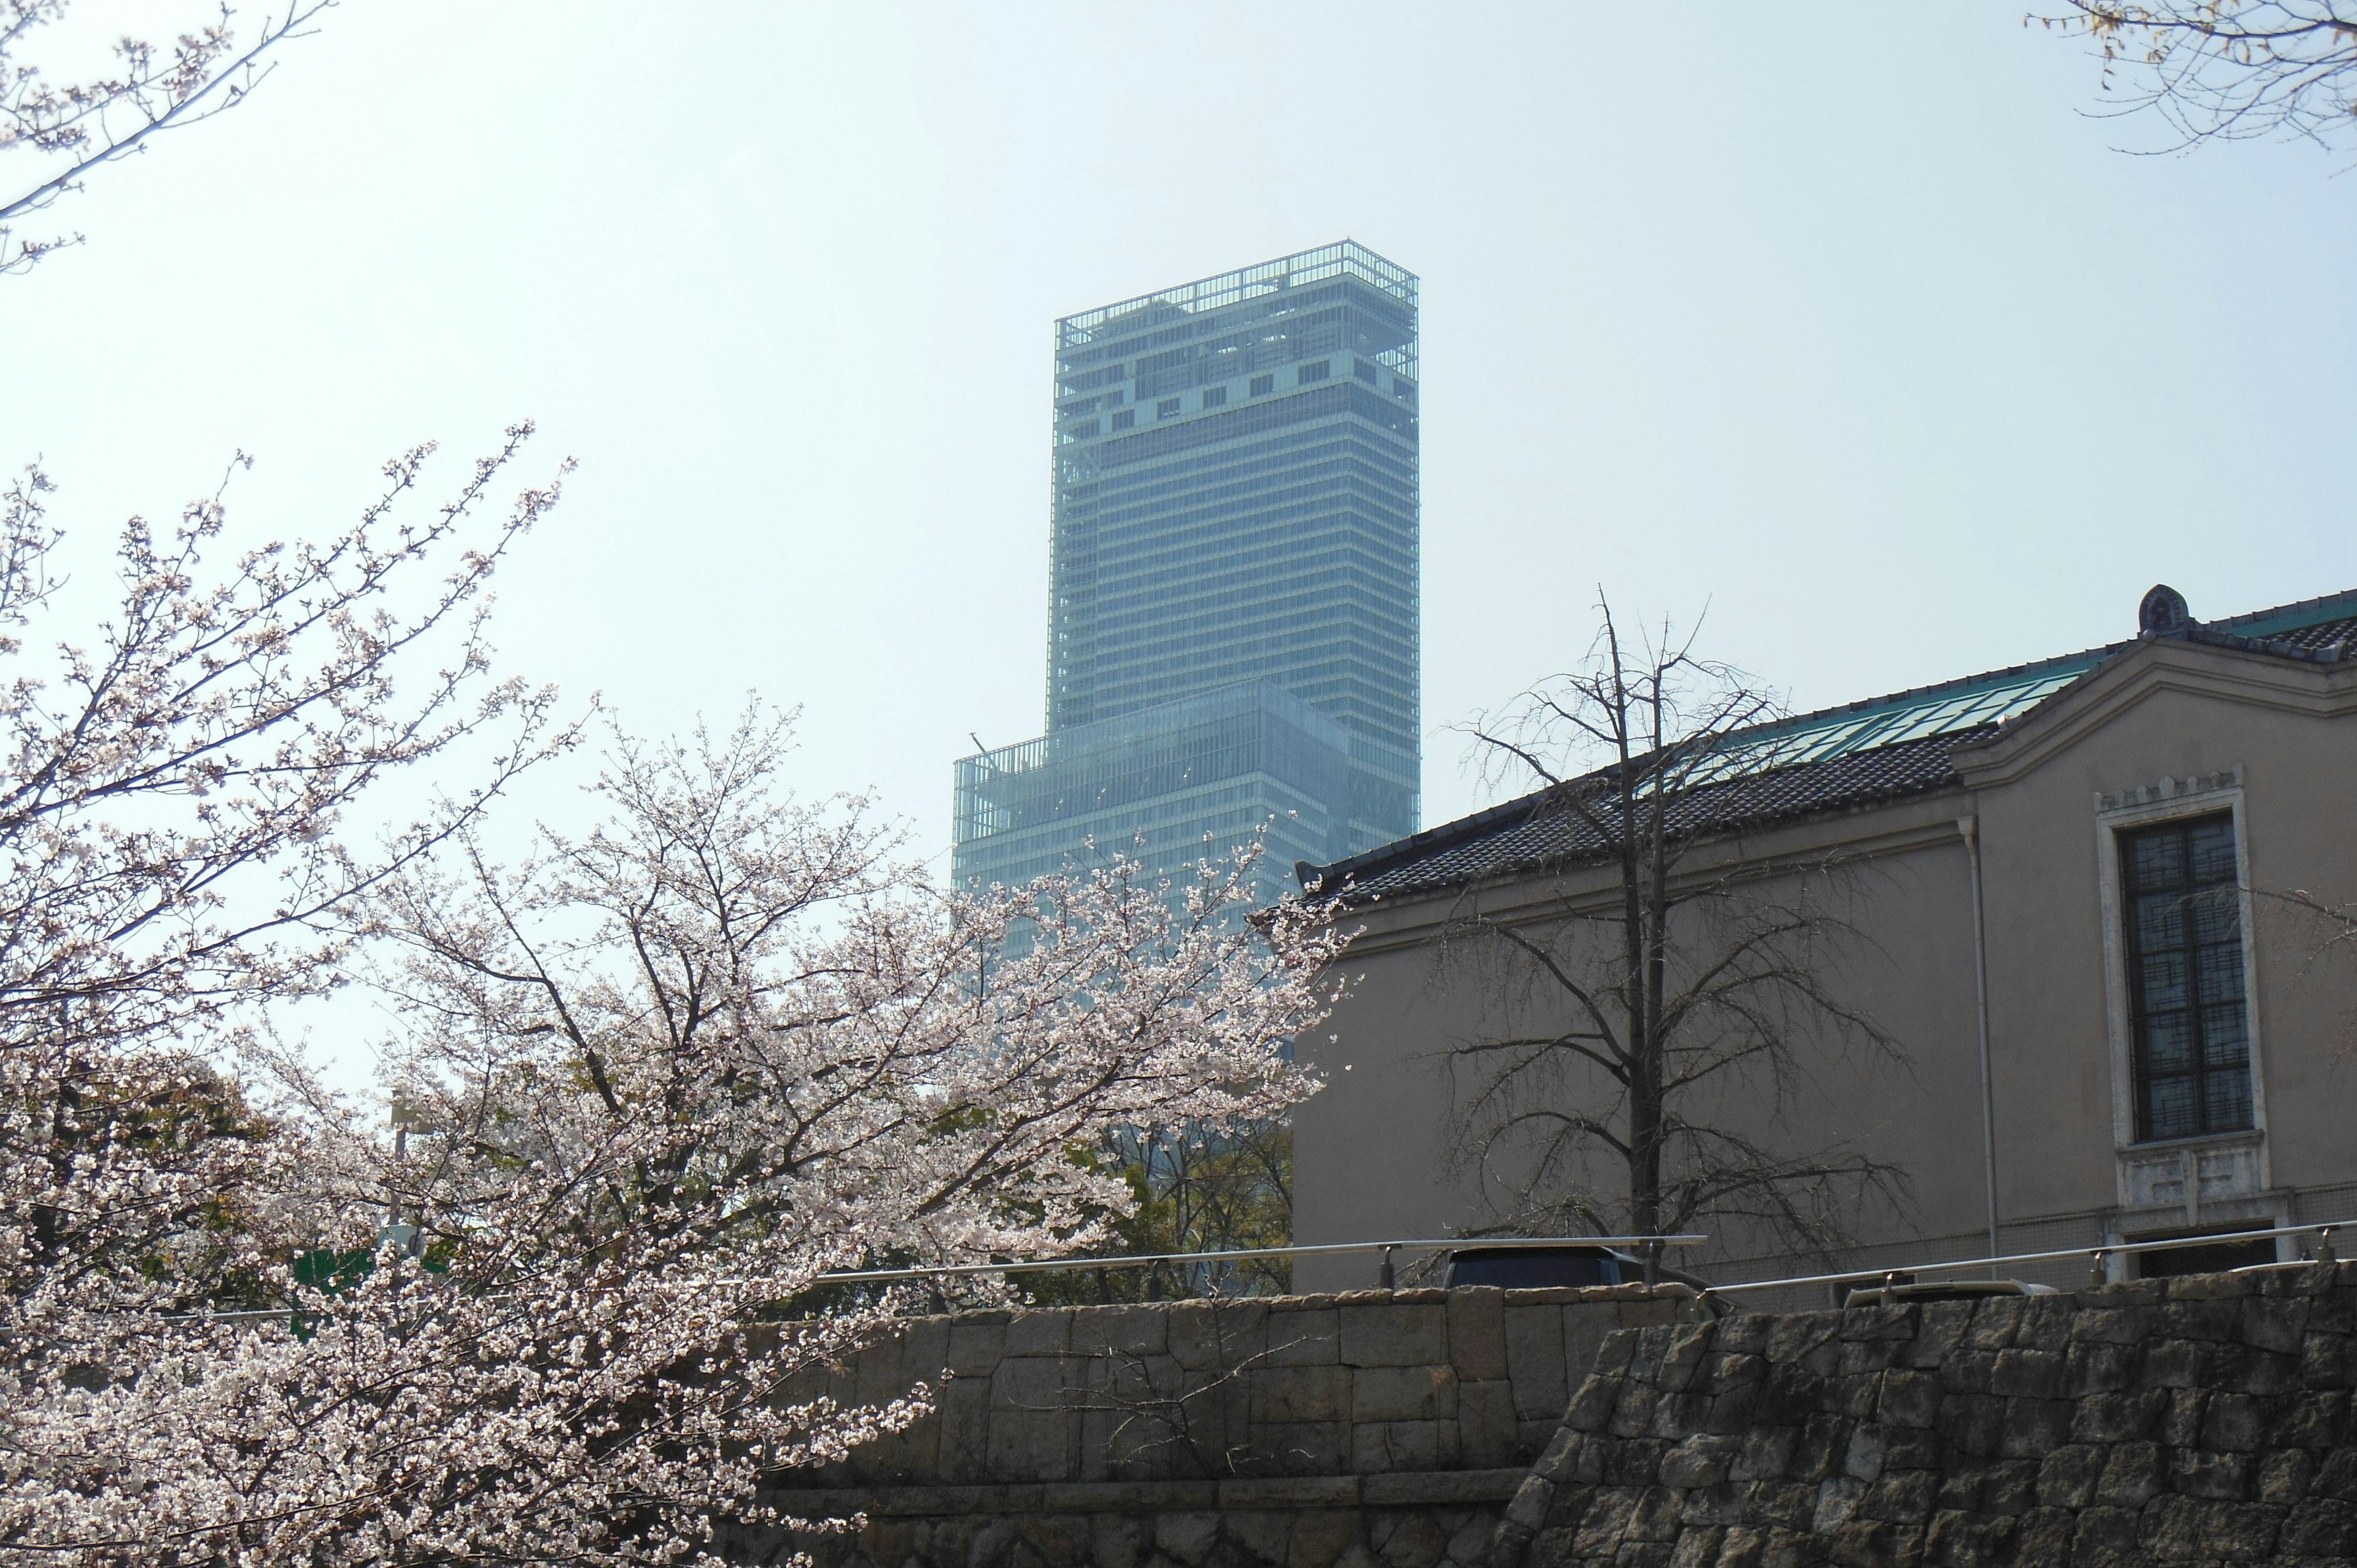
953 241 1420 901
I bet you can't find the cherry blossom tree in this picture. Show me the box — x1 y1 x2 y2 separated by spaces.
0 477 1336 1559
3 1 338 274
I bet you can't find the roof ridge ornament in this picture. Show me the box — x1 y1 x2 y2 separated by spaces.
2138 584 2193 637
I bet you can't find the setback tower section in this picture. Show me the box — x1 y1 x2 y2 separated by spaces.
954 241 1420 902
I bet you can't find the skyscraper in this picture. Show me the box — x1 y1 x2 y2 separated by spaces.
953 241 1419 900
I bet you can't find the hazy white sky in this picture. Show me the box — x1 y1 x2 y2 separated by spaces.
6 1 2353 877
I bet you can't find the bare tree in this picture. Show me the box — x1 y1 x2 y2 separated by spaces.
1439 602 1906 1272
2040 1 2357 154
3 0 336 274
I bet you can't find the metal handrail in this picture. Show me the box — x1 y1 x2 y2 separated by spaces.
811 1234 1708 1286
1697 1221 2340 1300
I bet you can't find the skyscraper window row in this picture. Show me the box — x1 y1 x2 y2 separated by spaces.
1096 469 1416 538
1085 437 1414 529
1075 511 1404 601
1091 493 1415 577
1093 574 1417 655
1092 531 1414 616
1080 384 1411 473
1062 409 1416 496
1094 543 1415 616
1070 436 1415 523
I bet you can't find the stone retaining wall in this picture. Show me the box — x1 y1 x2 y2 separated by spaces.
730 1284 1702 1568
1492 1264 2357 1567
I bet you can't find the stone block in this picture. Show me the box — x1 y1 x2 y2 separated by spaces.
900 1318 954 1385
1209 1299 1271 1366
1444 1287 1508 1380
1766 1314 1841 1371
1658 1324 1716 1391
1159 1301 1219 1370
1287 1509 1362 1568
1601 1435 1667 1488
1840 1424 1887 1483
1711 1316 1771 1358
1729 1425 1799 1482
2167 1270 2255 1300
2239 1294 2309 1353
1070 1303 1167 1358
1659 1434 1740 1489
2162 1386 2210 1447
2223 1343 2300 1397
1876 1369 1940 1429
1781 1414 1844 1485
2277 1389 2351 1449
2069 1305 2158 1346
1265 1307 1341 1365
2070 1504 2144 1561
1704 1378 1762 1437
2072 1387 2167 1443
1923 1499 2018 1556
1351 1418 1459 1473
985 1358 1074 1481
1250 1364 1352 1424
1989 1348 2065 1400
936 1376 994 1483
1836 1339 1903 1378
2304 1329 2357 1389
1881 1427 1941 1472
1564 1307 1622 1390
1339 1300 1448 1368
1960 1296 2026 1351
1909 1300 1976 1369
1017 1513 1091 1565
1225 1508 1293 1567
2159 1296 2246 1342
946 1318 1008 1376
2258 1447 2316 1506
2281 1496 2357 1556
1155 1510 1221 1567
2015 1297 2073 1352
1609 1382 1661 1440
2170 1447 2253 1500
1936 1392 2005 1459
1457 1377 1520 1469
2034 1444 2104 1509
1504 1307 1571 1418
2202 1391 2270 1451
1352 1364 1458 1423
1997 1396 2072 1458
1373 1510 1446 1568
1860 1469 1938 1524
1938 1349 1996 1394
1255 1419 1350 1475
1004 1310 1070 1358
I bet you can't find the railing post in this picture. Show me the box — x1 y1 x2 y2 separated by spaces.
1378 1245 1396 1290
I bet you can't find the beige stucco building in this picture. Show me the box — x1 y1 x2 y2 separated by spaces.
1290 585 2357 1296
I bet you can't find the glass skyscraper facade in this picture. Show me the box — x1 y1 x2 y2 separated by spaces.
954 241 1420 901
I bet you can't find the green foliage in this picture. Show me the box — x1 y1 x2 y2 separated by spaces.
1023 1122 1295 1304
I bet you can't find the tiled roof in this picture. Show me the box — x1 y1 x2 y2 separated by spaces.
1301 589 2357 908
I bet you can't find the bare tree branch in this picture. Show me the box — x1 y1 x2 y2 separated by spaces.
2038 1 2357 155
1438 595 1910 1273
